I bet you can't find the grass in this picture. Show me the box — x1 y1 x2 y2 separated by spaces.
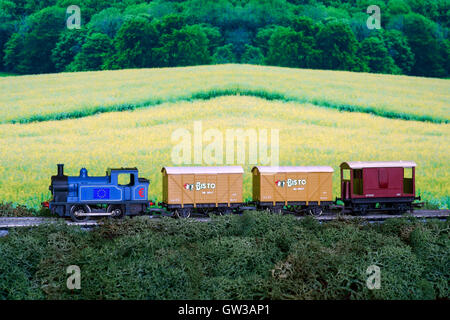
0 212 448 299
0 96 448 209
0 64 449 124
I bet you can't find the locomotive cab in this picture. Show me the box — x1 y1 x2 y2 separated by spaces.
48 164 150 221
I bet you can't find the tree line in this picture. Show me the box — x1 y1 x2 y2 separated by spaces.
0 0 448 77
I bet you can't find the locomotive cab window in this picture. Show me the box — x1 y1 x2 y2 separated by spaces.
118 174 135 186
403 167 413 194
353 169 363 195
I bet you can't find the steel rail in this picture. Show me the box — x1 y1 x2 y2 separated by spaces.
0 210 448 230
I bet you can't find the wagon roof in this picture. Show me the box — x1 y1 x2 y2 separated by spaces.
341 161 417 169
252 166 334 173
162 166 244 174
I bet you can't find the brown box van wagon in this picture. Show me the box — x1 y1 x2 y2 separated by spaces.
252 166 334 213
161 167 244 212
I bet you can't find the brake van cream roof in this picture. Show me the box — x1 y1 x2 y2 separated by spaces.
252 166 334 173
162 166 244 174
341 161 417 169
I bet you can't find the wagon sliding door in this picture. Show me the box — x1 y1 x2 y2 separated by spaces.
306 173 320 203
224 174 243 204
319 172 333 202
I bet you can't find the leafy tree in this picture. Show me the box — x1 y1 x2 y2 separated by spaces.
87 7 124 38
24 0 57 14
67 32 113 71
3 6 65 74
0 0 15 19
254 25 279 56
123 3 152 19
51 29 86 72
158 24 210 67
438 39 449 76
359 36 399 74
0 0 16 70
266 26 316 68
144 0 179 19
405 0 441 22
290 16 319 37
241 44 264 65
324 6 350 20
212 44 236 64
105 16 159 69
316 20 361 71
3 33 23 72
156 14 186 35
383 30 415 74
224 27 253 58
401 13 446 77
387 0 411 15
239 0 293 30
0 0 448 77
197 23 223 55
299 4 328 21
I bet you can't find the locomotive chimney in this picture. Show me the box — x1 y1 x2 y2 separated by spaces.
57 164 64 177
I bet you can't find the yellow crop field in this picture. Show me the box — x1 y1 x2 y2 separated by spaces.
1 64 449 124
0 96 448 209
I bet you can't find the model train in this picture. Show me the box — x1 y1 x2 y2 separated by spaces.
43 161 421 221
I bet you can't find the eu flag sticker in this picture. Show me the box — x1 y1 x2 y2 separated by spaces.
93 188 110 199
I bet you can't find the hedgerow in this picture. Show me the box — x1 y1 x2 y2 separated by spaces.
0 212 448 300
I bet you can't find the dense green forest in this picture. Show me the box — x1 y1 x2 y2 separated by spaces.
0 0 448 77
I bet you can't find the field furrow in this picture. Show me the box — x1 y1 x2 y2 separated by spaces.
1 65 449 124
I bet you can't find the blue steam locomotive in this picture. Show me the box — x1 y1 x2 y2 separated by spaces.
48 164 150 221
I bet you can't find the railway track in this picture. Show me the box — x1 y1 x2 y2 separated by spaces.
0 210 448 231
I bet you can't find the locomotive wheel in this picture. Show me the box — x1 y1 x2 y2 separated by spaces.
174 208 191 219
70 205 91 222
107 205 124 219
308 207 323 216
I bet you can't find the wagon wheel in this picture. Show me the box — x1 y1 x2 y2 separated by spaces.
357 206 369 216
308 206 323 217
70 205 91 222
293 206 303 214
270 206 283 215
218 207 233 216
107 205 124 219
174 208 191 219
